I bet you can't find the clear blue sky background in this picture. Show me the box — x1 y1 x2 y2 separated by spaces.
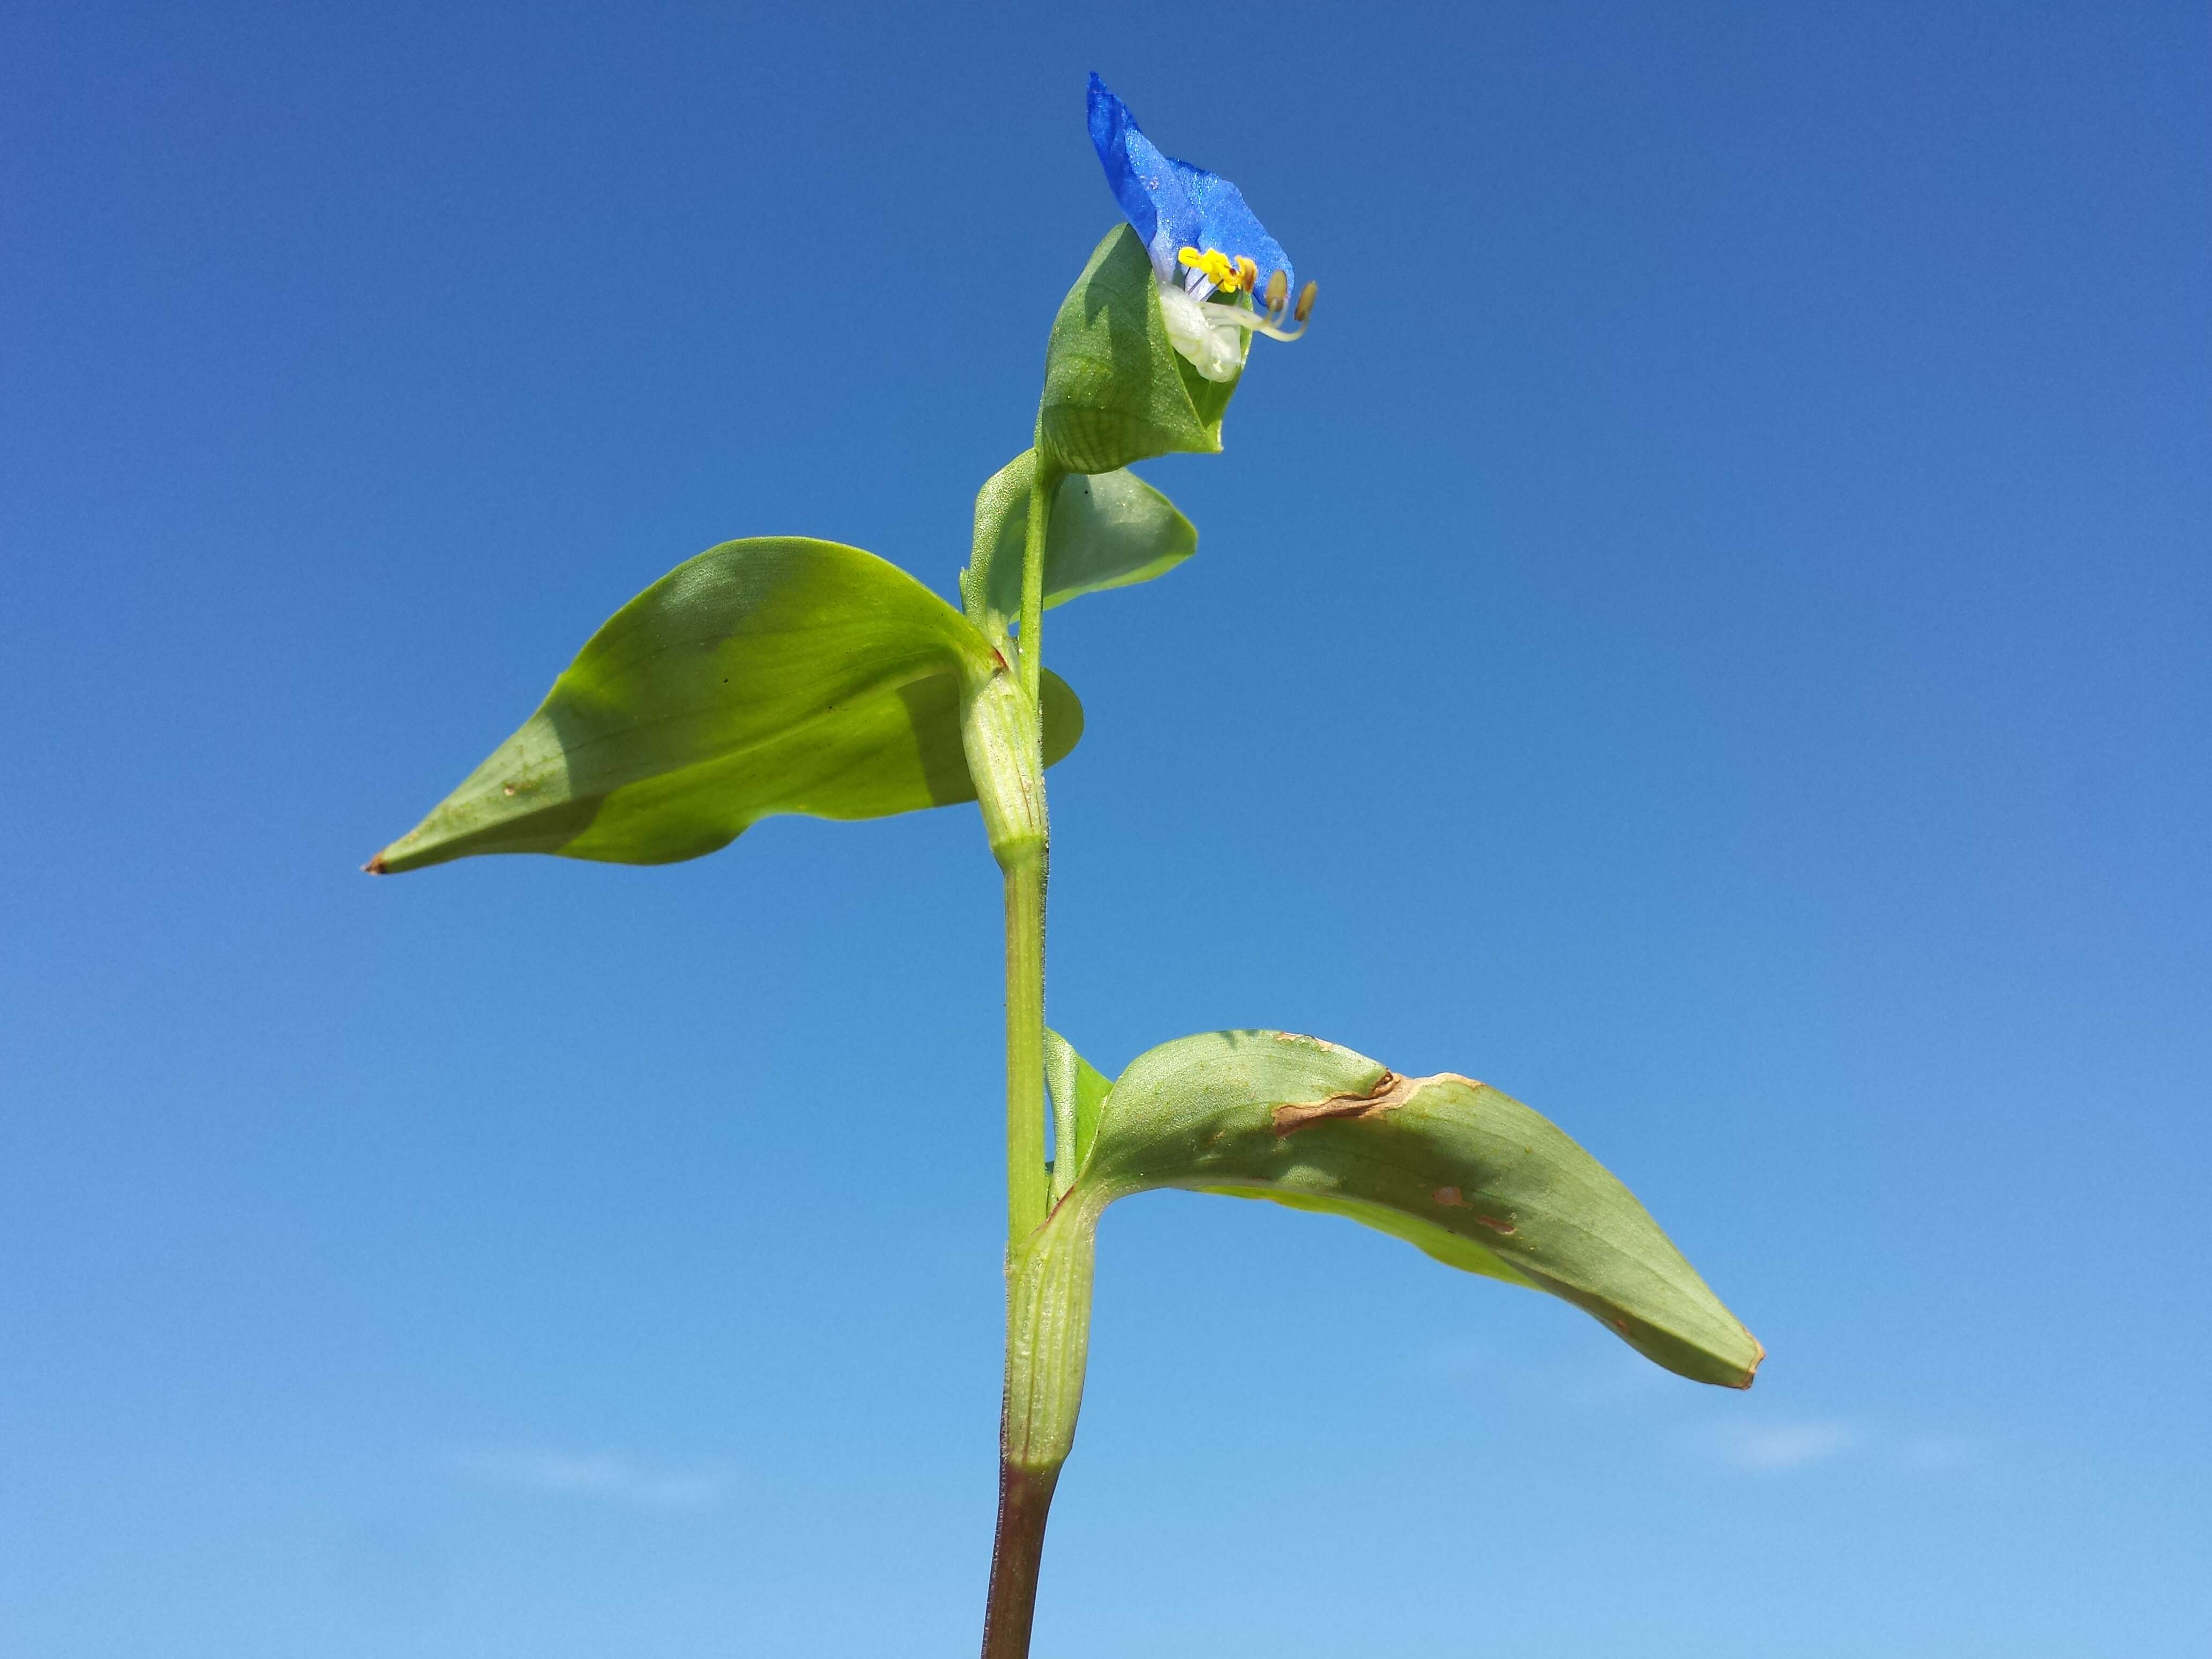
4 4 2206 1655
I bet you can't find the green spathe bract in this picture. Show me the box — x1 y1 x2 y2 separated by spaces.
1036 225 1246 475
371 536 1082 873
368 82 1761 1659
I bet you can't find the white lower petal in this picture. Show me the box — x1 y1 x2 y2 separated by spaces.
1156 282 1246 383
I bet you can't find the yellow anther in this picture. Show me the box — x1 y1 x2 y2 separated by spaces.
1264 270 1288 312
1294 280 1317 324
1234 255 1259 292
1177 245 1240 289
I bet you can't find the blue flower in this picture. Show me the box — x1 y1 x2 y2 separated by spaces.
1087 73 1315 382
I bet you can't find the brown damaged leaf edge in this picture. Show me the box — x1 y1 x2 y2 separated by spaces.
1271 1070 1479 1134
363 854 388 875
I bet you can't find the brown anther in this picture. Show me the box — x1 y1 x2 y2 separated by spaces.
1294 280 1317 324
1265 270 1288 313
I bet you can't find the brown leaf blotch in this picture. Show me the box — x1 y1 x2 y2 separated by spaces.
1273 1070 1423 1133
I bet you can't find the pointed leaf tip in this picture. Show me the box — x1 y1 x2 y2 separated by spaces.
1737 1339 1767 1390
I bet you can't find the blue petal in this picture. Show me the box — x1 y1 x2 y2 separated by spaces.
1087 73 1199 279
1168 159 1294 298
1086 76 1294 296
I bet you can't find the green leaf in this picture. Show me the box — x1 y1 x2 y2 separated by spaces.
1035 225 1245 475
1063 1028 1762 1389
369 536 1083 874
961 449 1197 641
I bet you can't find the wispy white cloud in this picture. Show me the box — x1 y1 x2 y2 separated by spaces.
1900 1433 1976 1470
1417 1334 1677 1407
1706 1419 1859 1471
1418 1334 1982 1480
455 1449 723 1509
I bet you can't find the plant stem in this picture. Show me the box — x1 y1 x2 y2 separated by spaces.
1018 457 1056 704
1001 453 1058 1243
980 452 1068 1659
980 1462 1059 1659
984 860 1057 1659
1001 850 1049 1239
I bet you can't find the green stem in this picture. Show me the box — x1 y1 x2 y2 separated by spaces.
984 857 1055 1659
1003 453 1058 1242
999 449 1057 1238
978 451 1071 1659
1002 851 1049 1239
1018 457 1058 705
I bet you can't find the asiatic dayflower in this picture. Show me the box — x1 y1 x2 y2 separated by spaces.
1087 73 1316 383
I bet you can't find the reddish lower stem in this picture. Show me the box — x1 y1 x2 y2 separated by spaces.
980 1460 1060 1659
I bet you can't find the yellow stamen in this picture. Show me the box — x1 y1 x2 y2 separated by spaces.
1176 245 1241 290
1234 255 1259 292
1264 270 1288 312
1294 280 1317 323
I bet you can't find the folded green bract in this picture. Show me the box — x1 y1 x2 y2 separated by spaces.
1036 226 1245 476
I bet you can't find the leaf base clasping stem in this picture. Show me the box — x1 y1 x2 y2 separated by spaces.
983 1190 1103 1659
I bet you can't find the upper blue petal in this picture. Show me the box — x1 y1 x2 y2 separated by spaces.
1087 74 1293 295
1087 73 1197 277
1166 159 1294 298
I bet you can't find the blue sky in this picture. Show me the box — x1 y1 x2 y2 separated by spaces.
3 3 2206 1654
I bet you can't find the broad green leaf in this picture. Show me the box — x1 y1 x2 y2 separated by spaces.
1065 1028 1762 1389
370 536 1083 874
1036 225 1245 475
961 449 1197 640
